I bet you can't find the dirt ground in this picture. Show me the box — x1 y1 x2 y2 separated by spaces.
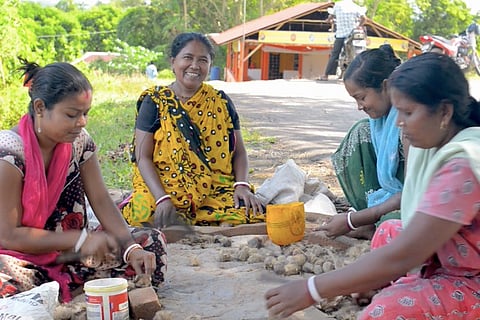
34 78 480 319
104 78 480 320
152 79 369 320
217 78 365 194
65 78 480 320
56 78 480 320
55 79 365 320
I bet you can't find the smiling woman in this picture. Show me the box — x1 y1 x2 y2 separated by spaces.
319 44 405 240
120 32 267 229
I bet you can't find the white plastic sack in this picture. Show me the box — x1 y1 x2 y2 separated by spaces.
304 193 337 216
256 159 306 205
303 177 336 201
0 281 59 320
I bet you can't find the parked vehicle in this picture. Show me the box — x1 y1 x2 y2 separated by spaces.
326 7 367 80
419 23 480 75
336 27 368 80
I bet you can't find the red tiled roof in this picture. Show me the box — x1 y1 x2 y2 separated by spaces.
211 2 332 45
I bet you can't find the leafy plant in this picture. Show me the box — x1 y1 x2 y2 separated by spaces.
0 83 29 129
87 39 166 76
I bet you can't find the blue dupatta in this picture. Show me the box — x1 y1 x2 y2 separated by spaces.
368 107 403 207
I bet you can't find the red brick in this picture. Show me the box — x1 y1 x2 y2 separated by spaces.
128 287 162 320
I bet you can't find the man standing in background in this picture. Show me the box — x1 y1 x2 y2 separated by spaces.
146 61 158 80
319 0 366 81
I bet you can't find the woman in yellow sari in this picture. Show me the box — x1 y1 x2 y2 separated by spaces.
122 32 264 228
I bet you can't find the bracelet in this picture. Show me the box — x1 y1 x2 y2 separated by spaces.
233 181 250 189
126 245 143 264
346 210 359 231
155 194 171 206
74 228 88 253
307 276 323 303
123 243 143 264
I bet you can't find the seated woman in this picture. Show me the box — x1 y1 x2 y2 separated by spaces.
0 59 166 302
121 32 264 228
320 44 406 239
266 52 480 319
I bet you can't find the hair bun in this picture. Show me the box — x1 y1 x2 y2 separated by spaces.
379 44 394 56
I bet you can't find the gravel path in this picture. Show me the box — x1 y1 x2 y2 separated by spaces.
156 78 480 320
211 79 364 196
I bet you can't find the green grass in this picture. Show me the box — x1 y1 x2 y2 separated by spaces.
241 123 276 147
86 99 136 189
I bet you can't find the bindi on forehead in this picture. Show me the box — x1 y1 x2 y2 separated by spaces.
82 90 92 101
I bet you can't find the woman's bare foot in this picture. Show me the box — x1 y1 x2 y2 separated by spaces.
346 224 375 240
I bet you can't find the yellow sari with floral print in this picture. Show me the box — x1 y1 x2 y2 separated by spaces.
122 83 264 226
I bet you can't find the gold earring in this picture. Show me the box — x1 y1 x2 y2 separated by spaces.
440 121 446 130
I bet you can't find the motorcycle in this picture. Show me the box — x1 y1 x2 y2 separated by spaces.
336 27 368 79
419 23 480 75
326 7 367 80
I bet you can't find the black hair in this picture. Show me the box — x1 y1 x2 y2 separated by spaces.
388 52 480 128
170 32 216 61
344 44 401 92
17 57 92 116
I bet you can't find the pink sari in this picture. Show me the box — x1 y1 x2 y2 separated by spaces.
0 114 73 301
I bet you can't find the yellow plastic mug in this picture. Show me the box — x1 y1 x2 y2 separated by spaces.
266 202 305 246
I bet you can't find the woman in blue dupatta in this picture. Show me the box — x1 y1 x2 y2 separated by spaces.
320 44 406 239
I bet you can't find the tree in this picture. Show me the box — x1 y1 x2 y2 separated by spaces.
364 0 414 37
413 0 473 39
179 0 307 34
18 2 86 62
56 0 79 12
117 5 180 50
78 5 124 52
0 0 30 85
110 0 146 9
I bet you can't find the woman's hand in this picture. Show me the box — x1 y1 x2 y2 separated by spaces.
127 247 157 276
153 200 178 228
316 213 350 238
265 279 315 318
80 231 119 262
234 186 264 216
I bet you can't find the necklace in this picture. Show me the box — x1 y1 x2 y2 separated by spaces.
170 82 194 101
177 93 192 100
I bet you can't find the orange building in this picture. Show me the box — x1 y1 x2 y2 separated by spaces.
209 2 420 82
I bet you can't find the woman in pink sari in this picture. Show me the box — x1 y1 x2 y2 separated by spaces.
265 53 480 319
0 59 166 302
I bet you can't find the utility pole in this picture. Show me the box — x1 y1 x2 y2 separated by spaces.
183 0 188 30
